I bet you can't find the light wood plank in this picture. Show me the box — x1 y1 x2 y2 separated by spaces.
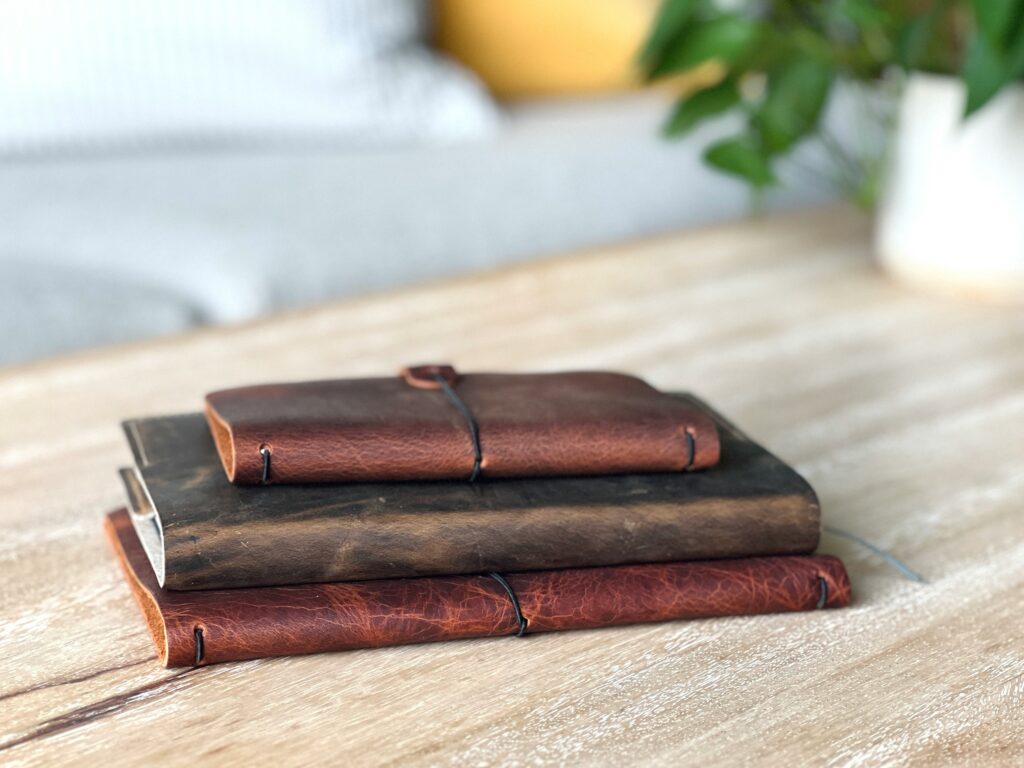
2 206 1022 766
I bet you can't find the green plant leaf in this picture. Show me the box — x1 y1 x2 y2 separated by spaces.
835 0 892 27
897 0 949 70
963 34 1012 115
897 16 931 69
663 80 740 136
647 15 760 79
638 0 703 71
1008 8 1024 76
971 0 1024 51
1012 34 1024 77
755 56 833 154
704 136 777 187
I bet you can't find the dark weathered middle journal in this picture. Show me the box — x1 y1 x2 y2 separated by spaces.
122 395 820 590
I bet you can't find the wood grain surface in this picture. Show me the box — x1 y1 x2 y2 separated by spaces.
2 206 1022 766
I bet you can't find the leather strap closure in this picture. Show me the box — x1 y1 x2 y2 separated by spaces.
401 364 481 481
401 364 459 389
401 365 699 480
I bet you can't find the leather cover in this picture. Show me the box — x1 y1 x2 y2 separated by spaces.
204 366 720 484
122 395 821 590
104 509 851 668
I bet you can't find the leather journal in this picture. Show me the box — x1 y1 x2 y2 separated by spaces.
204 366 721 485
105 508 851 668
121 395 821 590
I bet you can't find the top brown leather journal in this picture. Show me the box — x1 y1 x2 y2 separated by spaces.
204 365 720 484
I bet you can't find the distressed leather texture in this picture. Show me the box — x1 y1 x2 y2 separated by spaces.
123 396 820 589
105 509 850 668
204 366 720 484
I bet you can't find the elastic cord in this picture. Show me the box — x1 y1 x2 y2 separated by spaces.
433 373 482 482
488 572 528 637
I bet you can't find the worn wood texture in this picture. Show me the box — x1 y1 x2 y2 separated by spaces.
1 206 1022 766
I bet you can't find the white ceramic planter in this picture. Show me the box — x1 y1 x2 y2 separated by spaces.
876 73 1024 302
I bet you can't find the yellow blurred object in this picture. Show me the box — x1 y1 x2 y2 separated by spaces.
435 0 698 99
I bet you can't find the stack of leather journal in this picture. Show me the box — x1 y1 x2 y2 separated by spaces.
107 365 850 667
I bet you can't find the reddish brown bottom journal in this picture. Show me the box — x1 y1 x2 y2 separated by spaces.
105 509 851 668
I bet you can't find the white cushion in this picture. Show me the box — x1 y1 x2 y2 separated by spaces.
0 0 499 153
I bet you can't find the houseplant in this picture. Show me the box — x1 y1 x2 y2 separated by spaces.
640 1 1024 301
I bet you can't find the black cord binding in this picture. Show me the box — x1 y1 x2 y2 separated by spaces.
194 626 205 665
816 576 828 610
259 445 272 485
433 373 482 482
822 525 927 583
488 572 528 637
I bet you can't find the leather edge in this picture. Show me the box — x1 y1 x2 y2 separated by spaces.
104 510 172 667
203 400 239 483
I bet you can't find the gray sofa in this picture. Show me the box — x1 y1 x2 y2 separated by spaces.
0 93 832 366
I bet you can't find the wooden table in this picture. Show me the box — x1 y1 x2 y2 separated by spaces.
2 207 1022 766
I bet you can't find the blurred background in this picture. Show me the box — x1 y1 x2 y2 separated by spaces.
1 0 1021 367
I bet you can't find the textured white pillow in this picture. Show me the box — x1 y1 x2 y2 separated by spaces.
0 0 500 153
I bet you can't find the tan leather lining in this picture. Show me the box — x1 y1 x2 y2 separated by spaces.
203 402 237 482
